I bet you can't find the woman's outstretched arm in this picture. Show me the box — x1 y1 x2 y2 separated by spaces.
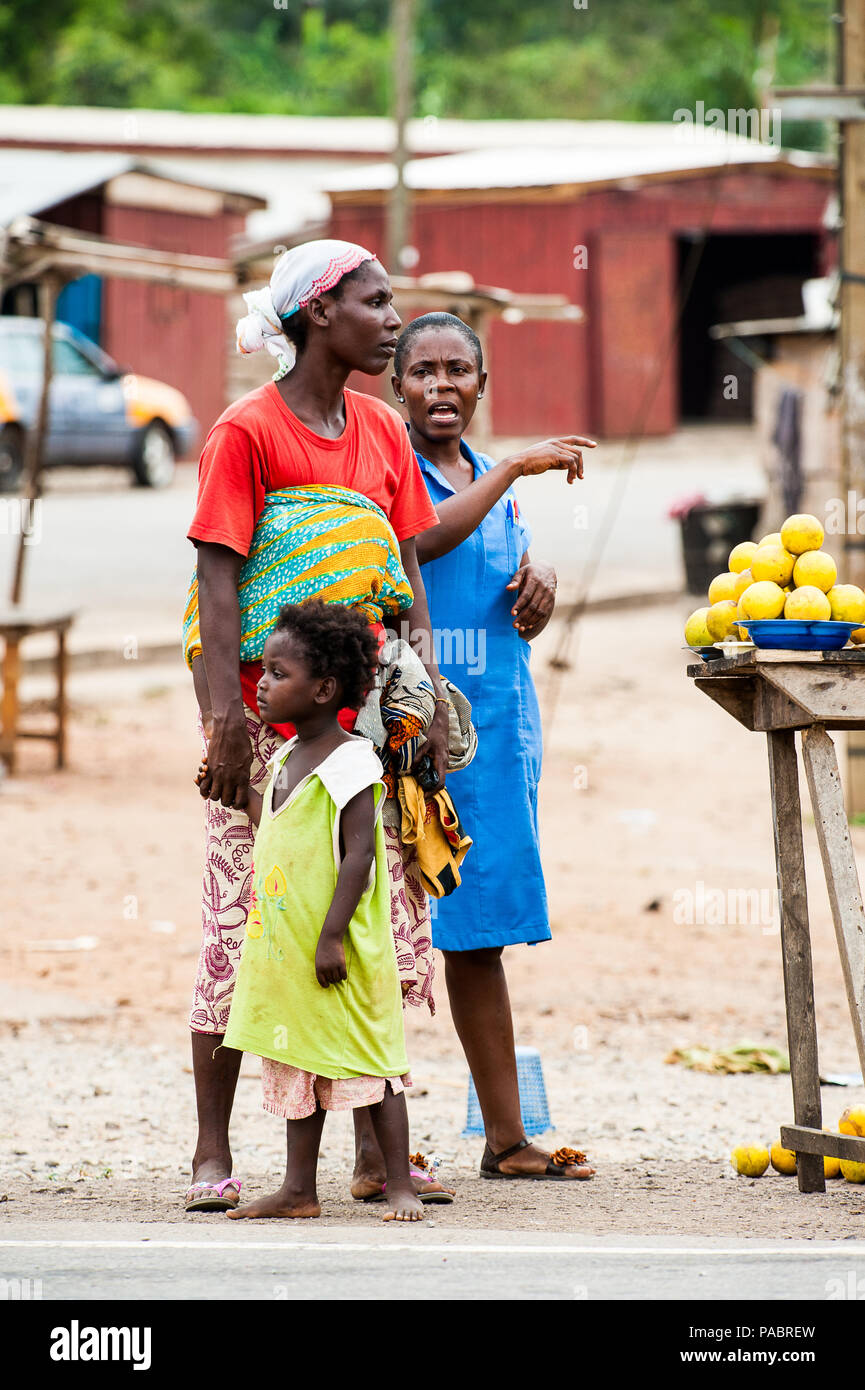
415 435 594 564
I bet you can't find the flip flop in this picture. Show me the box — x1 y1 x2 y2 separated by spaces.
362 1163 455 1205
479 1138 595 1180
185 1177 243 1212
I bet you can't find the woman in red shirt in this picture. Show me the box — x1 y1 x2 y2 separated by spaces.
185 240 451 1213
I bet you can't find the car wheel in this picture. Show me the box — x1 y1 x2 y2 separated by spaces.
132 421 176 488
0 425 24 493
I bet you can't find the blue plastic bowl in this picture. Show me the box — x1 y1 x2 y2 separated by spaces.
737 619 861 651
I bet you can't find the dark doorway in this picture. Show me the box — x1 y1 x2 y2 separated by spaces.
677 232 820 421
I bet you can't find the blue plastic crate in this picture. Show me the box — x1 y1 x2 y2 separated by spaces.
462 1045 554 1137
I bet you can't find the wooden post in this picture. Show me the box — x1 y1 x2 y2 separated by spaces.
464 306 492 451
801 724 865 1079
766 729 826 1192
0 632 20 773
56 625 67 769
839 0 865 808
387 0 415 274
10 272 59 607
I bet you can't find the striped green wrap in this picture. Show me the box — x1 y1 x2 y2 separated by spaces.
182 484 414 669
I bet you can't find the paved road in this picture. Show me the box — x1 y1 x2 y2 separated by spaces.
2 1222 864 1300
0 425 764 651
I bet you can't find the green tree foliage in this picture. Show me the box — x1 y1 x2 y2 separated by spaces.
0 0 835 148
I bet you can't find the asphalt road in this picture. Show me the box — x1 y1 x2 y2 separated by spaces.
3 1222 865 1301
1 425 765 650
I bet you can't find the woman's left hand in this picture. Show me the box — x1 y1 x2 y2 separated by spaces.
506 562 557 640
416 701 449 787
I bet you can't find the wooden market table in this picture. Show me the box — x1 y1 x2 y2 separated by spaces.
688 646 865 1192
0 610 75 773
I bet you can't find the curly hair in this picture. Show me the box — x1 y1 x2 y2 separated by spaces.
271 600 380 710
393 311 483 378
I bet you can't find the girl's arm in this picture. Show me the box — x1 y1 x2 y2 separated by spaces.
414 436 595 565
507 550 557 641
315 786 377 988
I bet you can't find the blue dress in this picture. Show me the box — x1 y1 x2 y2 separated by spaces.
415 437 551 951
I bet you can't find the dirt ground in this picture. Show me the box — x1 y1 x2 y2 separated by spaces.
3 600 865 1237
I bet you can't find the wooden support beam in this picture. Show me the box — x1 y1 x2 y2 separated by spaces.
693 675 757 729
11 272 58 607
767 729 826 1192
801 724 865 1080
781 1124 865 1161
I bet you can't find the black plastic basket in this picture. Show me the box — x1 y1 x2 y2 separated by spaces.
680 501 762 596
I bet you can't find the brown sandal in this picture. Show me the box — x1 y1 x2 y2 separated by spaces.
479 1138 595 1180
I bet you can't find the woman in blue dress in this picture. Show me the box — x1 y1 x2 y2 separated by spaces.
392 312 597 1181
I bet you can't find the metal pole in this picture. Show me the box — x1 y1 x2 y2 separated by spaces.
388 0 415 274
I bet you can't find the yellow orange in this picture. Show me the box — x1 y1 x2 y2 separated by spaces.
740 581 786 621
708 571 740 605
734 568 755 601
684 608 713 647
731 1146 770 1177
706 600 740 642
792 550 837 592
729 541 759 574
828 585 865 624
770 1142 798 1175
780 513 824 555
752 544 795 586
784 586 831 621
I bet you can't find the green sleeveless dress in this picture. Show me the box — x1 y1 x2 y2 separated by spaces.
223 737 409 1079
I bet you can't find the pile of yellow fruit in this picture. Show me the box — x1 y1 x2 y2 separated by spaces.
730 1106 865 1181
685 514 865 648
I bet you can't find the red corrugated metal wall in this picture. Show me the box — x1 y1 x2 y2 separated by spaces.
330 168 831 439
102 206 245 442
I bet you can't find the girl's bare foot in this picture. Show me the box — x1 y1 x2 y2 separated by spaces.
382 1184 424 1222
227 1186 321 1220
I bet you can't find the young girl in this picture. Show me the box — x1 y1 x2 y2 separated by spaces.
205 599 423 1223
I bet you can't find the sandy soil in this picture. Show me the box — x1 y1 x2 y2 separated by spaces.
2 601 865 1237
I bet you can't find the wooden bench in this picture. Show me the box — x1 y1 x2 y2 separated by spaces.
0 610 76 773
688 647 865 1192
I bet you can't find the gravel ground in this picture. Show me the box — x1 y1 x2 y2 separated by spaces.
3 603 865 1238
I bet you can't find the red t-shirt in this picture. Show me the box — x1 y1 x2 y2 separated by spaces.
188 382 438 733
188 381 437 555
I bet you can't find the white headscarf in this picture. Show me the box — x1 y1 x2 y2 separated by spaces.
236 239 377 368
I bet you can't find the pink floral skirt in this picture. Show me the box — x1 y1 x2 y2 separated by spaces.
261 1060 411 1119
189 705 434 1034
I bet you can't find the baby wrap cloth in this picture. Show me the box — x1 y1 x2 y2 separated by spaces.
182 485 414 669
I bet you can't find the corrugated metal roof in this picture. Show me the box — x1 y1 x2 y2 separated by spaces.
0 149 265 227
0 106 834 161
325 134 831 195
0 150 136 224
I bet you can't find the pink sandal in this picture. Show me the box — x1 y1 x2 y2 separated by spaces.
184 1177 243 1212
